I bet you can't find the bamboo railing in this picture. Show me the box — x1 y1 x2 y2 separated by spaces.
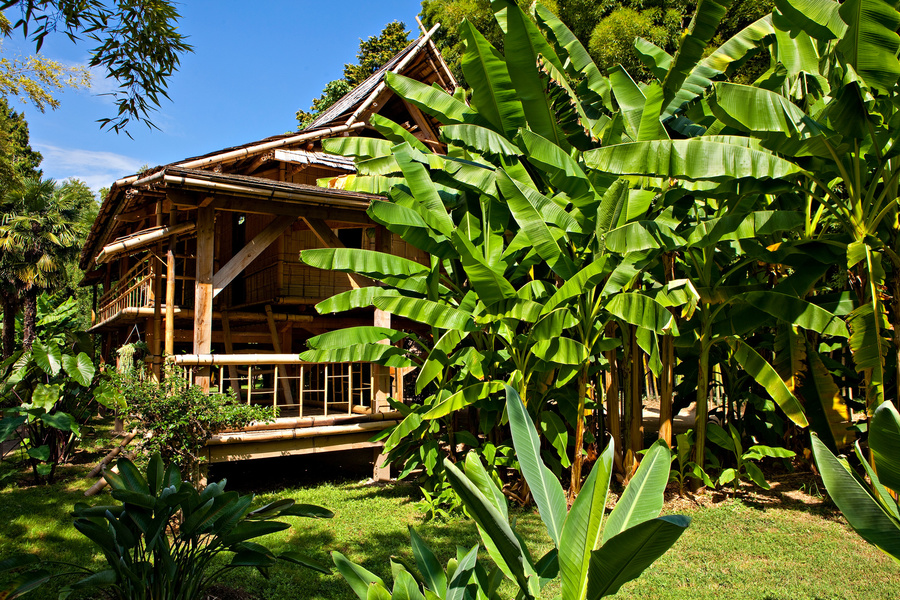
172 356 381 419
97 259 194 324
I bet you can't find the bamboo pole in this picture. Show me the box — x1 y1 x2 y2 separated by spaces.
207 420 399 445
220 312 242 402
87 430 137 478
96 222 196 264
150 202 164 381
193 207 215 392
164 209 177 356
265 305 294 403
225 410 402 433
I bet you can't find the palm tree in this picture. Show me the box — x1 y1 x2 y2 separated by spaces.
0 178 82 350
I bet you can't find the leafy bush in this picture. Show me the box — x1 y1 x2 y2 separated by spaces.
706 422 795 491
0 298 110 483
115 368 273 472
0 454 333 600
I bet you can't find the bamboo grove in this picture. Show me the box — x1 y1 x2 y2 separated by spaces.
298 0 900 498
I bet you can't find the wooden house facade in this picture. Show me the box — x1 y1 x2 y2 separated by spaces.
80 26 456 475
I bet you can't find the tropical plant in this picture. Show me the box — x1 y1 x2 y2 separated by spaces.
706 421 795 492
0 297 105 483
811 400 900 562
669 429 714 495
0 178 85 350
332 385 689 599
0 453 333 600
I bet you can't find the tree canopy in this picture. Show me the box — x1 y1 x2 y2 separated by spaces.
296 21 411 129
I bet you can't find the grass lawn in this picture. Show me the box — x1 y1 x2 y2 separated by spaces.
0 424 896 600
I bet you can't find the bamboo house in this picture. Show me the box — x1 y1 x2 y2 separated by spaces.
80 26 456 476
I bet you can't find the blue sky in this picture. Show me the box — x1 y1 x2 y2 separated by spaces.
2 0 422 192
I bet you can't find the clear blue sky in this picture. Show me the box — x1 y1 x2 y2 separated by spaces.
2 0 422 192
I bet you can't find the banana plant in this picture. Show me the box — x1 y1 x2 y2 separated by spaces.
811 400 900 561
445 385 689 599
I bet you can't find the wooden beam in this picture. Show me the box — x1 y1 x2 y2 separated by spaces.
212 216 296 298
303 217 369 289
96 222 196 264
150 201 164 380
373 225 392 414
265 305 294 403
206 195 371 224
193 207 215 392
402 99 441 144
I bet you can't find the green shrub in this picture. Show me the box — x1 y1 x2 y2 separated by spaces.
116 368 273 473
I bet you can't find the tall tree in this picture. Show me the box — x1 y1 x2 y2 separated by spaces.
296 22 411 129
0 178 83 350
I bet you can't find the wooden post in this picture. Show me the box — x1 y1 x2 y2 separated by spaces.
193 207 215 392
373 225 392 414
265 305 294 403
150 201 164 381
91 284 97 327
164 208 177 357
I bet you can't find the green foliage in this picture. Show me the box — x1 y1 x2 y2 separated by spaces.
0 297 101 484
0 453 333 599
668 430 713 495
2 0 193 134
706 422 795 491
588 7 680 79
115 368 273 473
297 22 410 129
811 401 900 562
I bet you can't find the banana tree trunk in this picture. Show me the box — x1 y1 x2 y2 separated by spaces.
570 362 589 497
695 335 711 468
891 267 900 404
658 334 675 447
604 323 624 473
629 327 644 469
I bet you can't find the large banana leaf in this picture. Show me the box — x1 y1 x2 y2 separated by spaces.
298 344 413 368
441 124 521 157
422 382 505 420
584 139 803 181
558 442 614 600
836 0 900 93
661 0 734 105
800 344 852 451
506 385 567 546
729 339 809 426
374 296 476 332
518 128 594 202
385 72 480 125
499 0 568 148
634 38 673 81
322 137 394 160
774 0 847 39
332 551 386 600
306 327 406 349
605 293 676 335
733 291 849 337
609 66 645 140
848 302 889 407
811 434 900 560
534 3 611 108
684 210 803 248
869 400 900 492
586 515 690 599
453 231 517 306
709 83 809 136
409 527 448 596
601 440 672 544
443 458 532 593
663 15 776 118
460 20 526 138
301 248 428 294
540 258 610 316
368 114 430 152
531 337 590 366
638 83 667 141
605 220 680 253
315 287 401 314
393 144 456 238
368 200 457 260
497 170 577 279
